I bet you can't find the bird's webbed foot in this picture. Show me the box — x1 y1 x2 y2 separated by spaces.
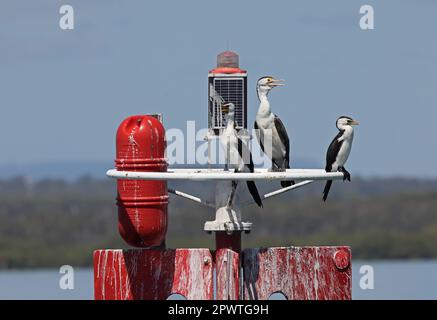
340 167 351 182
271 164 285 172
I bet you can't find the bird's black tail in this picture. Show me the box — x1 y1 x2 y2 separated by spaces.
246 181 263 208
280 162 295 188
281 180 294 188
322 180 333 202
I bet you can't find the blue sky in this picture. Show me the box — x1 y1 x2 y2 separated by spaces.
0 0 436 177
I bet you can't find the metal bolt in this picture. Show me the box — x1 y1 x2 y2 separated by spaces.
333 249 350 270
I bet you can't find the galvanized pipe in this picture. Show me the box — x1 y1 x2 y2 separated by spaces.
168 188 215 208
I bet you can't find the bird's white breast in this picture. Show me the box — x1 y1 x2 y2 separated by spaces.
256 113 275 130
256 115 286 159
220 126 245 171
333 128 354 170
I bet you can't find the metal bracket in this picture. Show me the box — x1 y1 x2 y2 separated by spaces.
108 168 344 234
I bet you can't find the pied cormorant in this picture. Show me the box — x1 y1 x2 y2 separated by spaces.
323 116 359 201
254 76 293 187
220 103 263 208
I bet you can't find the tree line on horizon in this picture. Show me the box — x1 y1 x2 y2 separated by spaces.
0 176 437 268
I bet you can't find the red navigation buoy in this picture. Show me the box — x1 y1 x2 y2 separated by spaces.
115 115 168 247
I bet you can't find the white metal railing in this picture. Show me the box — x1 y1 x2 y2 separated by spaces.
108 167 345 232
106 168 344 181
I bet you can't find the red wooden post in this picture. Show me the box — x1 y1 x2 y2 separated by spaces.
94 249 213 300
215 231 242 253
214 232 242 300
242 246 352 300
215 249 240 300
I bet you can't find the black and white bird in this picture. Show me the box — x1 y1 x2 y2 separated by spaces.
220 103 263 208
254 76 294 187
323 116 359 202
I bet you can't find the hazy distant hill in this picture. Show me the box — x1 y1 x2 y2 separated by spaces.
0 159 321 181
0 161 113 181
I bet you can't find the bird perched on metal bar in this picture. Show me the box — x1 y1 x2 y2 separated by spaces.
254 76 294 188
323 116 359 201
220 103 263 208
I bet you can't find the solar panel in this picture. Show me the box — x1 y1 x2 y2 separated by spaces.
209 78 246 132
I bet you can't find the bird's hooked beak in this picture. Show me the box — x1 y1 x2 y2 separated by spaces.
348 119 359 126
221 103 230 113
268 78 285 87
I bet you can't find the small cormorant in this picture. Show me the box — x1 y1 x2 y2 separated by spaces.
323 116 359 201
254 76 293 188
220 103 263 208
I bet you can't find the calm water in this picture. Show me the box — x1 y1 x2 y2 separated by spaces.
0 260 436 300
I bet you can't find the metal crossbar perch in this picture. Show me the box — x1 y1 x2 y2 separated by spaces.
107 168 345 233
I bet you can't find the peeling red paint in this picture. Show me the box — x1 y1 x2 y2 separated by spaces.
242 247 352 300
94 246 351 300
215 249 239 300
94 249 213 300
